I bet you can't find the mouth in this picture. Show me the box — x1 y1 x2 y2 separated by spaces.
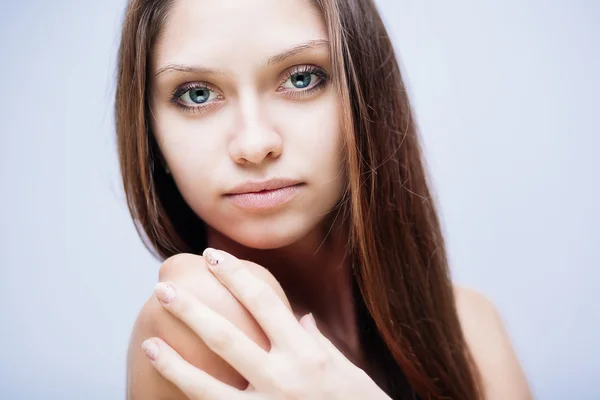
224 179 304 211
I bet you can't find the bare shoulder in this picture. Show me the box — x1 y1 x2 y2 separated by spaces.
453 286 533 400
126 253 288 400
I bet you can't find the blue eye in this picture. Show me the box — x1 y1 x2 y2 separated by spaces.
170 82 223 115
290 72 312 89
179 85 216 105
281 66 328 92
188 87 211 104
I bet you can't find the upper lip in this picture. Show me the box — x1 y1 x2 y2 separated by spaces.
226 178 302 195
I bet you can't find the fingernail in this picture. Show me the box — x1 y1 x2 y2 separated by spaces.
203 248 225 269
155 282 176 304
142 339 159 361
308 313 317 327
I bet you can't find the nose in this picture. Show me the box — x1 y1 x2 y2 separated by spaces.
228 93 283 166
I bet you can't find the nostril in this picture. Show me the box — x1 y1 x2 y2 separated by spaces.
267 150 282 159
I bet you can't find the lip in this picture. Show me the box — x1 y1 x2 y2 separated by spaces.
226 178 303 195
224 178 304 211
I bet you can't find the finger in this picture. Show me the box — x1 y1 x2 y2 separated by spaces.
142 337 246 400
203 248 312 349
299 313 347 360
154 281 271 387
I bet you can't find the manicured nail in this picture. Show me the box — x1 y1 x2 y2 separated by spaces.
203 248 225 269
142 339 159 361
155 282 176 304
307 313 317 327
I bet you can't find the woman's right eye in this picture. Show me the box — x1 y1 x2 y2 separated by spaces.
169 83 223 115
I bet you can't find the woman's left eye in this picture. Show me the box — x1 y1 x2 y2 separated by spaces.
280 67 327 92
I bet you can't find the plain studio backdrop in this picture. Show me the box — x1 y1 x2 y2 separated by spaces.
0 0 598 398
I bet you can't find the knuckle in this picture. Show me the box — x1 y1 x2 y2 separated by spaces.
285 390 305 400
278 382 307 400
171 290 191 315
159 253 201 280
155 357 176 380
269 373 304 399
190 387 209 400
260 363 281 390
203 322 235 352
265 353 329 399
184 377 209 400
263 357 295 388
301 349 329 370
240 274 277 308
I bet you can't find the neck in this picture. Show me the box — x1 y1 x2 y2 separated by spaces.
206 215 364 364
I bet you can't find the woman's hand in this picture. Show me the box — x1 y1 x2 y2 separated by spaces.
141 248 391 400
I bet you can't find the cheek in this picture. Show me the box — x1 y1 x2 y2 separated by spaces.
151 108 225 208
279 92 345 186
270 93 346 233
313 102 346 207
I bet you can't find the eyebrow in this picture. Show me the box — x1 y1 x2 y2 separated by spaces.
266 39 329 66
154 39 329 77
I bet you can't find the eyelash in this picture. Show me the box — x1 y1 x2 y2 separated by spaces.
169 65 329 115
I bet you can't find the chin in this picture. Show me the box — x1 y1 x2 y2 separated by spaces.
229 233 297 250
214 214 318 250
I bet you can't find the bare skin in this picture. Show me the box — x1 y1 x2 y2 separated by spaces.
126 254 532 399
126 0 532 398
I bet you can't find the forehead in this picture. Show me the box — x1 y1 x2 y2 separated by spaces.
153 0 327 71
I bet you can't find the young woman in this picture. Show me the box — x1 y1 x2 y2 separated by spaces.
117 0 532 398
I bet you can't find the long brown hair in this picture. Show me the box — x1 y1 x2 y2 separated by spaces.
115 0 483 398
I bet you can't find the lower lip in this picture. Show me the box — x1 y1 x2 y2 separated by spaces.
226 184 303 211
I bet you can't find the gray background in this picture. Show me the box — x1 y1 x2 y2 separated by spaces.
0 0 598 398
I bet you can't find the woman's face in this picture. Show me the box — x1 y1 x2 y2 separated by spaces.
150 0 345 249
